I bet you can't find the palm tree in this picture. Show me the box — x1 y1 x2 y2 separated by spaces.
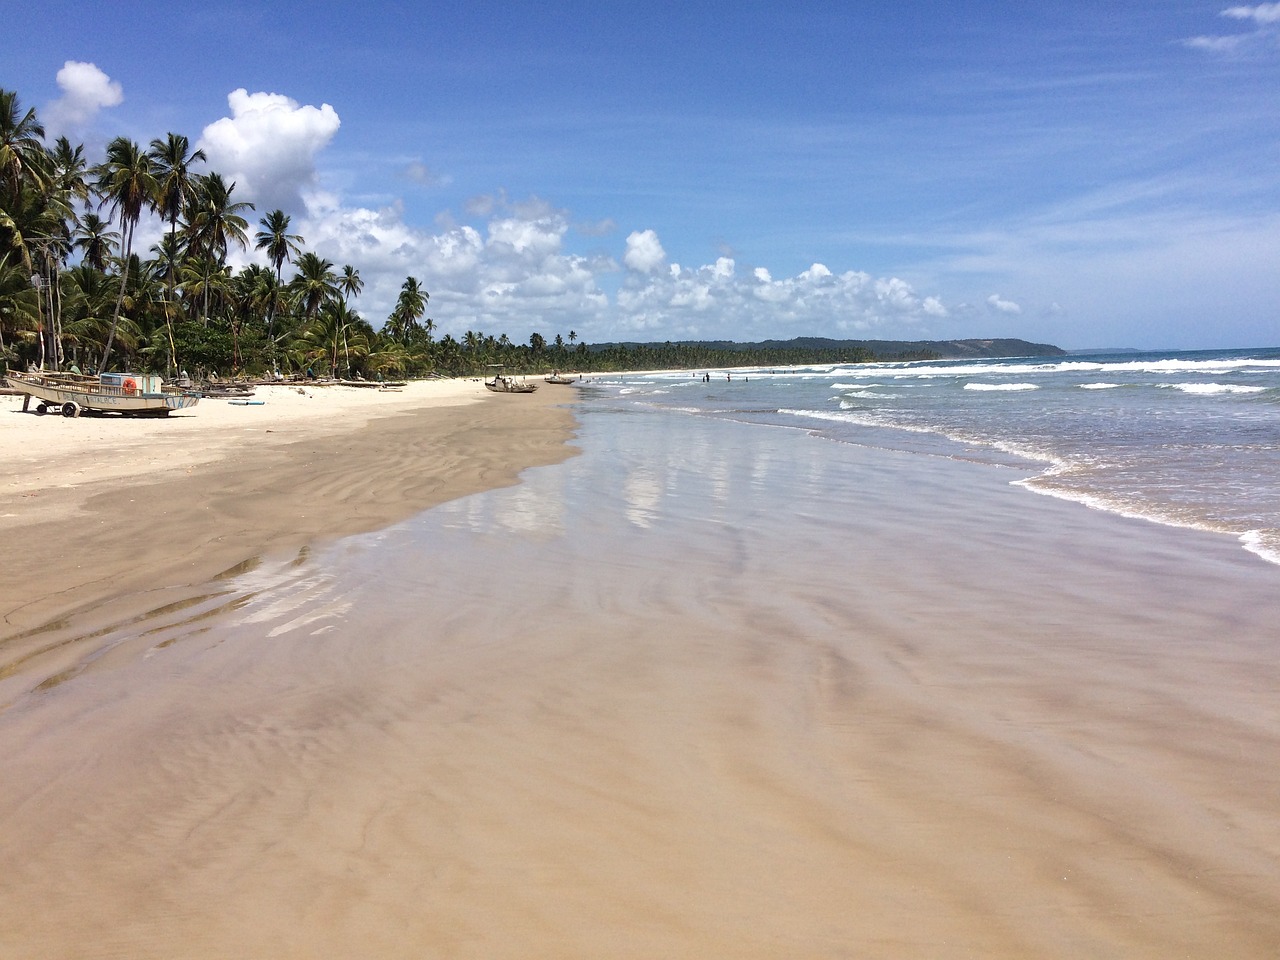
178 255 230 327
335 265 363 374
149 133 205 245
92 136 157 369
49 137 90 209
390 276 427 344
0 89 49 209
254 209 302 344
289 252 340 325
338 264 362 301
60 262 124 366
74 213 118 271
183 172 253 265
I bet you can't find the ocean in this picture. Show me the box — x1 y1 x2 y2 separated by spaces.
600 346 1280 567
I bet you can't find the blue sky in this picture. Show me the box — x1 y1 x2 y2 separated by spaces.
7 1 1279 349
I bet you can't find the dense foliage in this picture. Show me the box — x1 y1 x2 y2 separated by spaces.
0 87 599 381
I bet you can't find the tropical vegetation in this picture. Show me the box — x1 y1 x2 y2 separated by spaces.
8 85 1044 382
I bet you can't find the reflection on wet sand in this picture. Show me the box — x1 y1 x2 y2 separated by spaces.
2 405 1279 958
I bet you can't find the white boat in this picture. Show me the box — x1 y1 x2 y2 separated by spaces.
544 371 576 384
4 371 200 417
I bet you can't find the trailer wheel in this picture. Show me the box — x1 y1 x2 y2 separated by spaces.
35 403 49 416
62 401 80 418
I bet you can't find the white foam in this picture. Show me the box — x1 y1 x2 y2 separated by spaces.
1163 383 1267 396
882 356 1280 380
1079 382 1122 390
1240 530 1280 567
963 383 1039 392
838 393 898 404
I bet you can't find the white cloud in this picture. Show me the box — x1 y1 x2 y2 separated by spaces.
281 192 953 343
987 293 1023 314
1184 4 1280 54
623 229 666 272
1184 34 1248 52
43 61 123 137
1223 3 1280 24
198 89 341 214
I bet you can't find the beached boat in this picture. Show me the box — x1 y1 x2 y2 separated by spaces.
4 371 200 417
544 371 576 385
485 366 538 393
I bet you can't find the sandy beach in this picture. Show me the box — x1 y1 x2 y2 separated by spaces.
2 378 1279 958
0 378 577 644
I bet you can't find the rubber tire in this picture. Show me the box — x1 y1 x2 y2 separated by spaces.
35 403 48 416
62 401 80 418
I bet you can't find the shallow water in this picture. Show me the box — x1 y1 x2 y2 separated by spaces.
2 399 1279 958
605 347 1280 565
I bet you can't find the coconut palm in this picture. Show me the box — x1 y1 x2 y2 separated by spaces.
49 137 90 209
289 252 340 324
338 264 363 301
149 133 205 244
254 209 302 343
387 275 427 344
183 172 253 265
73 213 118 271
92 136 157 368
61 262 127 364
0 89 49 208
178 255 231 327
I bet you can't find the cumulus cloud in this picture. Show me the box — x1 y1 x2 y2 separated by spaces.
623 229 667 272
43 61 123 137
198 89 341 214
608 236 950 340
987 293 1023 314
281 194 952 344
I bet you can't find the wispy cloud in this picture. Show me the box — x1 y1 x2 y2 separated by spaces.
1184 3 1280 54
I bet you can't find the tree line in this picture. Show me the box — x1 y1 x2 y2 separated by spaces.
1 87 590 380
3 86 892 381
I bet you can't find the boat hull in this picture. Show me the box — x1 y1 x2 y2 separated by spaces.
5 373 200 416
485 377 538 393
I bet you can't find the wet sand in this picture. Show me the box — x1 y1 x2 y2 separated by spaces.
0 378 577 649
2 391 1279 958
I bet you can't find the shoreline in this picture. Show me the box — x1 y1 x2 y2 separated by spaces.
0 379 579 674
1 380 1279 956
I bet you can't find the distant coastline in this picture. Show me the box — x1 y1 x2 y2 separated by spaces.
588 336 1066 365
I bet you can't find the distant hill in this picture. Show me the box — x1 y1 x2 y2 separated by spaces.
590 337 1066 361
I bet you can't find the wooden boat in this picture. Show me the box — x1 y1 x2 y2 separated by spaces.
485 375 538 394
544 371 577 385
5 371 200 417
485 366 538 393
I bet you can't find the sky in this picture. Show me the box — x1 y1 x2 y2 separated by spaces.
6 0 1279 349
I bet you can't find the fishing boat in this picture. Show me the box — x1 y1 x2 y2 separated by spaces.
485 365 538 393
544 370 577 385
4 371 201 417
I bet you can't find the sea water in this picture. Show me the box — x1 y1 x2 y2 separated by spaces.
593 347 1280 567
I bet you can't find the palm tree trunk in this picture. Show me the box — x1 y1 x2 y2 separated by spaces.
100 222 133 370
